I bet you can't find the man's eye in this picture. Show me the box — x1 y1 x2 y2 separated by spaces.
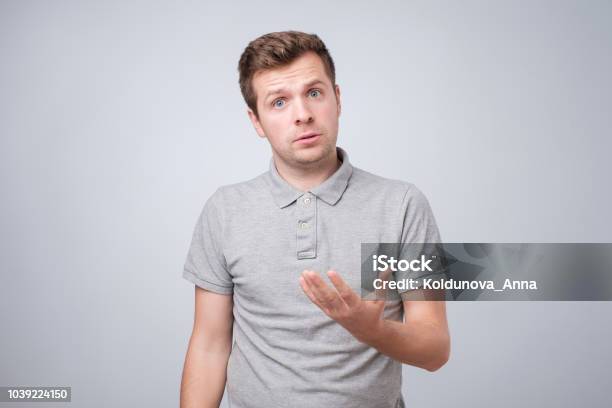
273 99 285 108
308 89 321 98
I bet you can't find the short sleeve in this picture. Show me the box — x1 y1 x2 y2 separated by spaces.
399 183 441 244
396 184 446 295
182 190 234 294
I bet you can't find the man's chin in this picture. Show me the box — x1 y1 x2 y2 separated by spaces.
293 146 333 165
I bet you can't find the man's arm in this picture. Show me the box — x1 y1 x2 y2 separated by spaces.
300 270 450 372
367 291 450 371
180 286 233 408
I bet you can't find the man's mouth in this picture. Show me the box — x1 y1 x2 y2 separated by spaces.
295 132 321 143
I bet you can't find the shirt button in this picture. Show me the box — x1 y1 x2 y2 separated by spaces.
304 197 311 205
300 222 308 229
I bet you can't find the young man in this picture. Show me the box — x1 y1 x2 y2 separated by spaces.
180 31 450 408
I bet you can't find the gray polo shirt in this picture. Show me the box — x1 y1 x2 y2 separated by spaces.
183 147 441 408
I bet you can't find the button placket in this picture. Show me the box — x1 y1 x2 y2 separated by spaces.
296 193 317 259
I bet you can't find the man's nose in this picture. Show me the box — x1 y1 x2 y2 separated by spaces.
294 98 314 125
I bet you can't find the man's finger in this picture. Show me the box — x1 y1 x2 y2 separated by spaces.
326 270 360 308
303 270 347 312
301 270 332 310
374 268 392 302
299 275 326 311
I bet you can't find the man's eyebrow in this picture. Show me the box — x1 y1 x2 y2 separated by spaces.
263 79 328 101
303 79 327 89
264 88 286 101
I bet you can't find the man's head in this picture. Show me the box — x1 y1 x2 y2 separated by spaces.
238 31 341 168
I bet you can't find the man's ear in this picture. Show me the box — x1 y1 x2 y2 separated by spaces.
247 108 266 139
334 84 342 117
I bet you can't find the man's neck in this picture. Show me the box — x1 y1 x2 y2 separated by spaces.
273 149 341 192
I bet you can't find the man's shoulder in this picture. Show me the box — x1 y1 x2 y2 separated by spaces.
205 171 270 209
350 166 422 201
216 171 269 195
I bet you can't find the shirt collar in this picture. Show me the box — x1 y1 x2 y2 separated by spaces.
266 147 353 208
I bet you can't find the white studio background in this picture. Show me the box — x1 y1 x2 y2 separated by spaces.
1 1 611 407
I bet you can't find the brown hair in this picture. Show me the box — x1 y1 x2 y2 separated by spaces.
238 31 336 117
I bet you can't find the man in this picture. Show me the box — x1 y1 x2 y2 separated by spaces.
180 31 450 408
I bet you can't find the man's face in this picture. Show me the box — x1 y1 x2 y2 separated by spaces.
248 51 341 168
